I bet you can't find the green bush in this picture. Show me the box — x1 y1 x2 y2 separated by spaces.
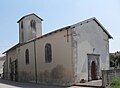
111 76 120 88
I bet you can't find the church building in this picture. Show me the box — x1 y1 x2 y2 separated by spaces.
3 13 112 85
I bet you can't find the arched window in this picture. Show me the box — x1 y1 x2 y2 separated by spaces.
25 49 29 64
45 43 52 63
21 21 23 29
9 58 11 64
30 20 36 31
9 58 11 68
21 30 24 42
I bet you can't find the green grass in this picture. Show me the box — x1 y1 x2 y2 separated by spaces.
110 76 120 88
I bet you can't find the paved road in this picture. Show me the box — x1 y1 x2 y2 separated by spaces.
0 79 92 88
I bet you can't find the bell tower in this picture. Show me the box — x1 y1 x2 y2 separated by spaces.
17 13 43 43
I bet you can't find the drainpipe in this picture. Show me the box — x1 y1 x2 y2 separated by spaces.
34 40 37 83
6 53 8 79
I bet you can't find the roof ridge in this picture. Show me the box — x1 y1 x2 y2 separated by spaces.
17 13 43 23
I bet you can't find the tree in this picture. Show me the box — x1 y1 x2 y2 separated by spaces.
109 51 120 68
114 51 120 68
110 53 115 67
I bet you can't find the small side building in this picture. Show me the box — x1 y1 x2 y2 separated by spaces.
0 56 6 78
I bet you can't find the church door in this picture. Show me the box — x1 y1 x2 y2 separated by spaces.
10 63 14 81
91 61 96 80
88 54 100 81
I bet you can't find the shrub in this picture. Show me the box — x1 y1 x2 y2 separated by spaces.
111 76 120 88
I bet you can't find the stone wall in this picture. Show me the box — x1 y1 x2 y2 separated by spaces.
102 69 120 87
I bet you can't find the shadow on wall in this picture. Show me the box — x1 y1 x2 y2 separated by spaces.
19 71 35 82
38 64 72 85
18 64 72 85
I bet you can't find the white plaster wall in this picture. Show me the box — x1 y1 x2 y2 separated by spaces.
5 27 74 85
72 20 109 82
36 29 74 84
18 42 36 82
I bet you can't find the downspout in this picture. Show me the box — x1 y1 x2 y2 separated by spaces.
6 53 8 79
34 40 37 83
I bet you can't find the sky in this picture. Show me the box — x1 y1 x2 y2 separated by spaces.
0 0 120 56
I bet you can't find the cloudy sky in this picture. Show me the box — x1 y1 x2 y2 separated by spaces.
0 0 120 56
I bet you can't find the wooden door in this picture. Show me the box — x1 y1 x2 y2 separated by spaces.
15 60 18 81
10 60 18 81
10 63 14 81
91 61 96 80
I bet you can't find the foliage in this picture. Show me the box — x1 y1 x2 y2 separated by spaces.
110 53 115 67
109 51 120 67
110 76 120 88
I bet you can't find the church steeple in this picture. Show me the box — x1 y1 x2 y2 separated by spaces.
17 13 43 43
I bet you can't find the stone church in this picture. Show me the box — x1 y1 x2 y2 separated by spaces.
3 13 112 85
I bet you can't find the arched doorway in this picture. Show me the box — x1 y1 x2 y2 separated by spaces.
91 61 96 80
